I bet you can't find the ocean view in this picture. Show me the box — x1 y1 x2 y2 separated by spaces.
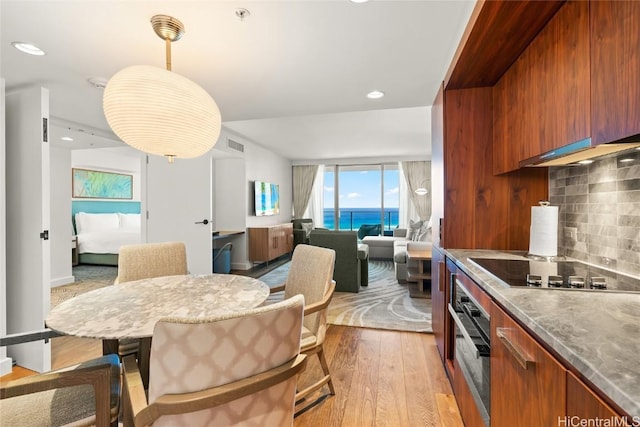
323 208 399 232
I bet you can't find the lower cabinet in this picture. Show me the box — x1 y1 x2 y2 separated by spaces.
431 247 448 362
247 223 293 262
490 302 566 426
566 371 626 424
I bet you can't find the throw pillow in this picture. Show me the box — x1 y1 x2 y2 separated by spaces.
301 222 314 238
416 220 431 241
406 219 423 241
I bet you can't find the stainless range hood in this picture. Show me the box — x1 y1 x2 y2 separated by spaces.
520 137 640 167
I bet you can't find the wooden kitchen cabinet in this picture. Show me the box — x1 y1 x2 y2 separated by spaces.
490 302 566 426
431 247 448 363
493 0 590 174
590 1 640 146
567 371 626 424
248 223 293 263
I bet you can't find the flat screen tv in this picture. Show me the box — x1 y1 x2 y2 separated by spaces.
254 181 280 216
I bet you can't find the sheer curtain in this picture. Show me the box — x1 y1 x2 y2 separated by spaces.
401 160 431 221
304 165 325 227
292 165 319 219
398 162 419 227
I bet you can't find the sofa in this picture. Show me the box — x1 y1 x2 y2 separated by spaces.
309 229 369 293
362 224 431 283
292 218 314 247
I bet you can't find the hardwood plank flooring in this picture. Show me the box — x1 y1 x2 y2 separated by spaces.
2 326 462 427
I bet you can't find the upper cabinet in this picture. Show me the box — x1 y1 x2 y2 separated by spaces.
489 1 640 174
493 1 591 174
590 1 640 145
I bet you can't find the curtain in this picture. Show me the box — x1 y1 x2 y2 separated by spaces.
401 160 431 221
292 165 319 219
305 165 325 227
398 162 419 227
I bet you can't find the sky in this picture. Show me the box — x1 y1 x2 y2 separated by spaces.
323 168 399 209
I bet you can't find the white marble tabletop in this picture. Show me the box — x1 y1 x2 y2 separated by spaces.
46 274 270 340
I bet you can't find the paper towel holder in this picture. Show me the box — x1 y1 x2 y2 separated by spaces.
526 200 566 262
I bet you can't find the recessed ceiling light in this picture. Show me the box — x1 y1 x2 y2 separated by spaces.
577 159 594 165
367 90 384 99
61 136 74 142
11 41 45 56
351 0 370 3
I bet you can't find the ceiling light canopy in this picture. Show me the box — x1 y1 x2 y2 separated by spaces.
12 42 45 56
103 15 221 163
366 90 384 99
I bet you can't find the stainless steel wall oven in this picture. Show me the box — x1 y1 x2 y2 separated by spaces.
449 274 491 426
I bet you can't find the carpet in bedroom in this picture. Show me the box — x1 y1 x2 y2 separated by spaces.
259 259 432 333
51 265 117 308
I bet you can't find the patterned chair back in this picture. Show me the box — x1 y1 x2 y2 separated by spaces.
148 294 305 426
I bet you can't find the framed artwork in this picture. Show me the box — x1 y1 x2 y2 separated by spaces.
72 168 133 199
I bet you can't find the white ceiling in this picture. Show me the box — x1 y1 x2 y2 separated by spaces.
1 0 475 161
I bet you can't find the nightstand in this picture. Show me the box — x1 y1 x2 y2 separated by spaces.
72 236 79 266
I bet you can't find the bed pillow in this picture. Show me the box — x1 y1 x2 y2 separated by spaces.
119 213 141 230
75 212 120 234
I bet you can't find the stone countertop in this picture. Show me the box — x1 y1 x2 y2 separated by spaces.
445 249 640 418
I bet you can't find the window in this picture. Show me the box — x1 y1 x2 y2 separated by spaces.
323 164 399 235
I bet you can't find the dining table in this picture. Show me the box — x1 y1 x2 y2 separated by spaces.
46 273 271 386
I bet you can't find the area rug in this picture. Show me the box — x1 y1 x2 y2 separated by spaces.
51 265 117 308
259 260 432 333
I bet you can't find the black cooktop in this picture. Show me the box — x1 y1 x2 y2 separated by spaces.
469 257 640 292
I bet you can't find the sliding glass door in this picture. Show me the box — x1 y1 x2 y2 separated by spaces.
323 164 399 235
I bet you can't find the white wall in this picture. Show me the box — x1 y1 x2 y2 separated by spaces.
0 78 11 375
213 128 292 270
50 146 73 287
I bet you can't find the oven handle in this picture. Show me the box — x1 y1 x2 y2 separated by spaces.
448 303 481 359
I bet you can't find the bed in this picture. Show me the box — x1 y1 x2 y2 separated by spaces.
72 201 142 266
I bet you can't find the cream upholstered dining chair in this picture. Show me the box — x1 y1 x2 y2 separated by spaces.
114 241 189 358
115 241 188 284
0 354 121 427
121 294 307 427
269 244 337 407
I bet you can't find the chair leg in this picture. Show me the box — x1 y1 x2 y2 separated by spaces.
317 347 335 395
295 344 334 403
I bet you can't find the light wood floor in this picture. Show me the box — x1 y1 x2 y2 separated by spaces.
3 326 463 427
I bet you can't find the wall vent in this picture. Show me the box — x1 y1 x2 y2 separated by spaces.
227 138 245 153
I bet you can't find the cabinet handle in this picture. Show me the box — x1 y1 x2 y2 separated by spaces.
496 327 534 370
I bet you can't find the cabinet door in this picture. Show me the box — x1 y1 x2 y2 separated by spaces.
493 0 590 172
491 302 566 426
566 371 625 423
431 248 447 362
591 1 640 145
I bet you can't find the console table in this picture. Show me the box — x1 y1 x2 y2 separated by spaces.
248 223 293 263
406 247 432 298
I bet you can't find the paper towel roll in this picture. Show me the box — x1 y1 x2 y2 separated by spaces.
529 204 558 257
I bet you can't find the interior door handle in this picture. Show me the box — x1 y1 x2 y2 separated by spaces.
195 219 209 225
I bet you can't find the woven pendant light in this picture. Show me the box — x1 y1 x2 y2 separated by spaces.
103 15 221 162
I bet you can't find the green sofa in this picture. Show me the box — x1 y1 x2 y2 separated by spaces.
292 218 314 247
309 229 369 293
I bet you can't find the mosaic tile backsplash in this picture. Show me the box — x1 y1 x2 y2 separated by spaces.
549 149 640 277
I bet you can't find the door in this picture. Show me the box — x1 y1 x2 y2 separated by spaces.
146 154 212 274
5 86 51 372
